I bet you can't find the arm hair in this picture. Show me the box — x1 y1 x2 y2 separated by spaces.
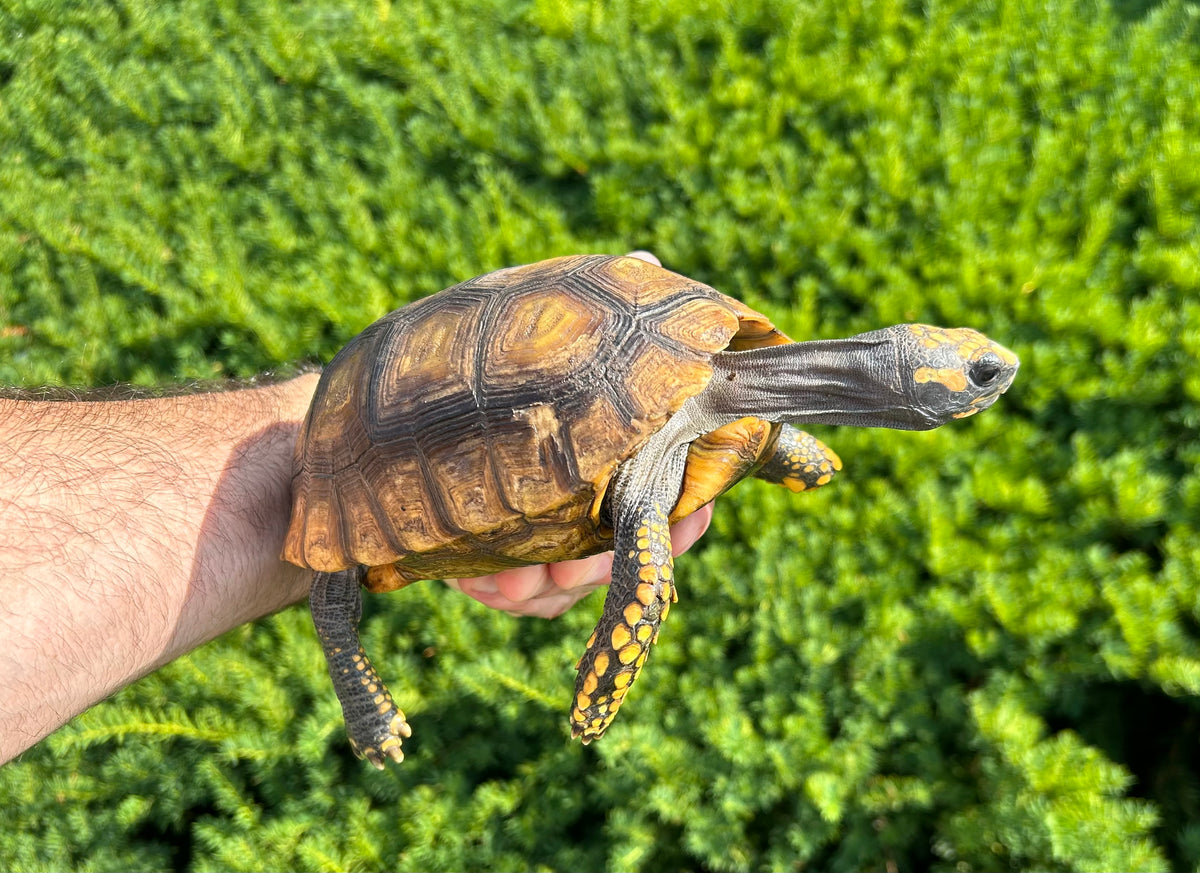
0 374 320 763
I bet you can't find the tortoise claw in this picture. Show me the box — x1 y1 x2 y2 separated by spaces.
569 723 594 745
350 709 411 770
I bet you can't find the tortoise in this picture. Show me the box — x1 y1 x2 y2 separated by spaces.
282 254 1019 768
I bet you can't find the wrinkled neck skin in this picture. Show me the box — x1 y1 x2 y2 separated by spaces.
617 327 931 503
690 325 941 436
707 327 939 430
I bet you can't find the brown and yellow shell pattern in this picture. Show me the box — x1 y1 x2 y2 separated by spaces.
283 255 792 592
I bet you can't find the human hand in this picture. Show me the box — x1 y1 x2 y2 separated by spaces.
444 503 713 618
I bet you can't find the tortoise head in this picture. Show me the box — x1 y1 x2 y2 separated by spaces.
889 323 1020 428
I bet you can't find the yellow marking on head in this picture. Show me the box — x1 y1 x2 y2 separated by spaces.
624 603 644 626
618 643 642 664
611 624 632 649
996 345 1020 366
593 652 610 676
583 673 598 694
914 366 969 392
636 582 656 605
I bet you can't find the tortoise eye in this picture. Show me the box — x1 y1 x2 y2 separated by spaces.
970 354 1003 386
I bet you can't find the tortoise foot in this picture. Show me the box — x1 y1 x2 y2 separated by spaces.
310 570 416 769
348 706 412 770
568 655 643 744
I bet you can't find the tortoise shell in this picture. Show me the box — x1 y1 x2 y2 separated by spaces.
282 254 792 590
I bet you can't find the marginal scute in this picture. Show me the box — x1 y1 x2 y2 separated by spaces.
652 295 742 354
300 339 369 476
622 339 715 422
725 297 792 349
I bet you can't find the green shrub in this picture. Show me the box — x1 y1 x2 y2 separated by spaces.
3 0 1199 869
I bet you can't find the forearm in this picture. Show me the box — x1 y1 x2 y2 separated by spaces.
0 374 320 762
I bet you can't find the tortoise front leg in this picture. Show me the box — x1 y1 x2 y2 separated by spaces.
310 568 412 768
569 436 693 743
754 425 842 492
570 494 677 742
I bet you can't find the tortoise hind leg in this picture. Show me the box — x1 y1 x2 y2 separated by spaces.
310 568 412 768
754 425 841 492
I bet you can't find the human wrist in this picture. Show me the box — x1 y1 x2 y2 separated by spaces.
0 373 320 762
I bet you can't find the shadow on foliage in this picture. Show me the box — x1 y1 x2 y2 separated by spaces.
1046 679 1200 871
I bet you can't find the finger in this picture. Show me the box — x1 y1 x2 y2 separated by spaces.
624 250 662 266
521 588 593 619
669 502 714 557
547 503 713 592
493 564 553 603
546 550 615 593
453 573 592 619
447 504 715 613
448 573 533 614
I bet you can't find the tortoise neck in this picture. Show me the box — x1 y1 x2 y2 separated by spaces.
696 328 940 431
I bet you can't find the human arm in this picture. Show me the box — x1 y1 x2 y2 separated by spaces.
0 374 710 764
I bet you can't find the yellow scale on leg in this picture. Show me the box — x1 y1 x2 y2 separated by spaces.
570 502 677 742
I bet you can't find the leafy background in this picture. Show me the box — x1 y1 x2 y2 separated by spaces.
2 0 1199 870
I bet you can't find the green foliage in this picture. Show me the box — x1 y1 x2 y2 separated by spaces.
3 0 1200 869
